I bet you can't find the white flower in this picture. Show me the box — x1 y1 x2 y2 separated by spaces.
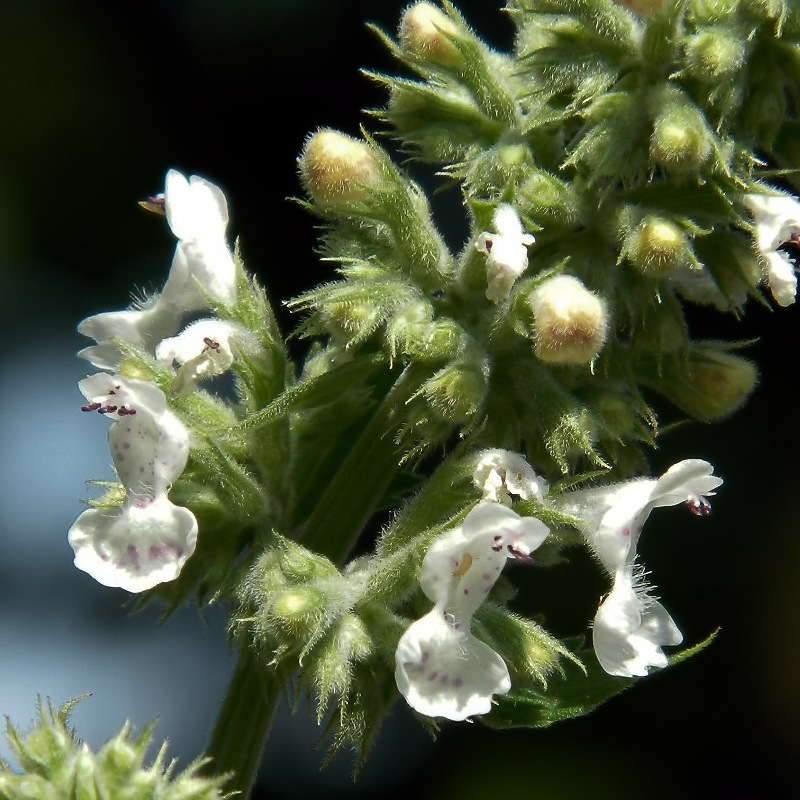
395 502 549 720
78 170 237 370
472 448 549 506
551 459 722 677
744 191 800 307
155 318 247 396
159 169 237 311
667 265 746 313
68 374 197 592
475 204 535 302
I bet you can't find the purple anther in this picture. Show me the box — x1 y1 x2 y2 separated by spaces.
685 496 712 517
507 544 534 564
98 405 118 414
81 402 102 412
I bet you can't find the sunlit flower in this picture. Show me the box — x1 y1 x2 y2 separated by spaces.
159 169 237 311
472 448 549 507
78 170 237 369
156 318 248 396
551 459 722 676
395 502 549 720
68 374 197 593
744 191 800 307
475 204 535 302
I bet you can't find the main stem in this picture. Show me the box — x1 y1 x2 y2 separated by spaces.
203 642 280 798
204 364 425 797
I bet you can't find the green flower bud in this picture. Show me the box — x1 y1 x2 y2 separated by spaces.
298 129 382 206
419 358 487 423
398 2 463 68
688 0 740 23
271 586 329 635
519 169 581 224
595 392 638 437
623 216 693 276
387 302 463 362
685 29 745 82
650 100 713 173
647 346 758 422
528 275 609 365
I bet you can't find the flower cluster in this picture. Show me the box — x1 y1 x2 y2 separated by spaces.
395 450 722 719
68 170 242 593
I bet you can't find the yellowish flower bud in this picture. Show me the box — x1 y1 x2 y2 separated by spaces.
624 217 692 276
529 275 609 365
685 30 744 81
298 129 381 205
399 2 463 68
271 587 326 634
650 104 712 173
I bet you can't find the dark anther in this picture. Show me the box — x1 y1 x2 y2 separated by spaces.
81 402 102 412
485 238 493 252
203 337 221 351
507 544 534 564
685 497 712 517
98 405 118 414
118 406 137 416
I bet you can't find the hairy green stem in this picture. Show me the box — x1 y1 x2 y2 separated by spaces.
203 643 280 798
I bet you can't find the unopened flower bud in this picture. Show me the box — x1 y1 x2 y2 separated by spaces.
685 30 745 82
420 359 487 423
528 275 609 365
298 129 382 206
651 347 758 422
399 2 463 68
689 0 739 22
650 100 712 173
624 217 692 276
271 586 327 634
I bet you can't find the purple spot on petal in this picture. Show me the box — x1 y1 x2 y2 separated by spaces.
428 672 439 682
453 678 463 688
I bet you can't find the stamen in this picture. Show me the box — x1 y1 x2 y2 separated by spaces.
81 402 102 412
507 543 534 563
685 496 712 516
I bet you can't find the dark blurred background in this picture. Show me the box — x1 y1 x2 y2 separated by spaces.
0 1 798 798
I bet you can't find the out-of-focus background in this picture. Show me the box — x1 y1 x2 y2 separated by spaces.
0 1 798 798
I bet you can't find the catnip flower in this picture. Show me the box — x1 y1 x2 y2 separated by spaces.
475 204 535 302
395 501 549 720
551 459 722 677
156 318 248 396
744 190 800 307
472 448 549 506
78 170 238 369
68 373 197 593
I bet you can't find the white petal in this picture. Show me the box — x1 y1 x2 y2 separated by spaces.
765 250 797 307
395 610 510 720
77 306 178 370
161 170 237 311
473 448 549 504
68 498 198 593
79 373 167 420
592 572 682 678
650 459 722 508
493 203 524 237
